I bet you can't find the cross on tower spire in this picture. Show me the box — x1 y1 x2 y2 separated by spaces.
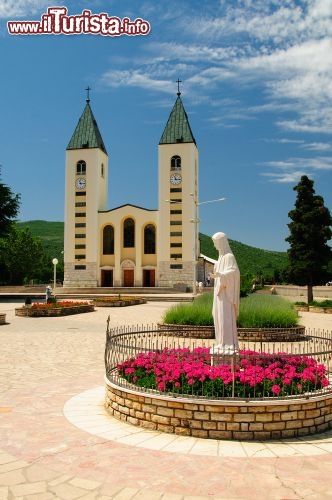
176 78 182 96
85 86 91 103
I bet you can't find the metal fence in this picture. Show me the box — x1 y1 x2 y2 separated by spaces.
105 321 332 401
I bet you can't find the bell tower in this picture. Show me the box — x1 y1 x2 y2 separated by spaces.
63 89 108 287
157 83 199 290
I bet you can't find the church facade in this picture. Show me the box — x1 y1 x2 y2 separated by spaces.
63 90 199 289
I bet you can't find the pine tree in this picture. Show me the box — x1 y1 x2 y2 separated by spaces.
0 169 20 237
286 175 332 303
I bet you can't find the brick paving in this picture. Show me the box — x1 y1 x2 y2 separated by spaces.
0 299 332 499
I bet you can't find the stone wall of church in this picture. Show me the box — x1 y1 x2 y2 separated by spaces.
63 262 98 287
158 261 195 291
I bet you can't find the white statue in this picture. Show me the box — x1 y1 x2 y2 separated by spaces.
211 232 240 355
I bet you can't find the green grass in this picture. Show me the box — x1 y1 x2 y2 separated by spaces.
163 293 299 328
163 293 214 326
237 294 298 328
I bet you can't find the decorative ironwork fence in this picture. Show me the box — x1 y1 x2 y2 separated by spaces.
105 321 332 401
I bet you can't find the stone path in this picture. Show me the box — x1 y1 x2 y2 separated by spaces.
0 299 332 499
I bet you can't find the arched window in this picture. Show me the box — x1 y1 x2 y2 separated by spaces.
76 160 86 174
123 218 135 248
170 155 181 171
144 224 156 254
103 225 114 254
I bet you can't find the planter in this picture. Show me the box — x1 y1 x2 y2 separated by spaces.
309 306 325 313
0 313 6 325
295 305 309 312
93 298 146 307
15 304 94 317
158 323 306 342
105 379 332 441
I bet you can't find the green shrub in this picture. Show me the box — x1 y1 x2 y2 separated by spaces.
162 293 299 328
309 300 332 308
237 295 298 328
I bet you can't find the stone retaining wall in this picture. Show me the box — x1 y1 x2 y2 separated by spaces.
15 304 94 317
105 379 332 440
158 324 305 342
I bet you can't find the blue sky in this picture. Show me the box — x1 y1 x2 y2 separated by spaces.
1 0 332 252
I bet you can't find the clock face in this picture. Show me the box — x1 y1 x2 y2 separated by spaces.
76 177 86 189
170 174 182 185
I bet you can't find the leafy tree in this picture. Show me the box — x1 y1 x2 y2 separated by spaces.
0 227 46 284
0 169 20 237
285 175 332 303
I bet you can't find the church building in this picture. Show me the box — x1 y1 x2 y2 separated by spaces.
63 87 199 289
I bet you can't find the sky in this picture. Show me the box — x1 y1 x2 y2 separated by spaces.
1 0 332 252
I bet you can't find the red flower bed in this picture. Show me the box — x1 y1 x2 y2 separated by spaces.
118 347 329 398
31 300 90 309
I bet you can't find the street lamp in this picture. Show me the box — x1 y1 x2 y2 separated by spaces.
190 195 226 295
166 196 226 295
52 258 58 297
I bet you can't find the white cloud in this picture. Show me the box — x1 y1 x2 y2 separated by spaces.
261 155 332 182
301 142 332 152
0 0 49 18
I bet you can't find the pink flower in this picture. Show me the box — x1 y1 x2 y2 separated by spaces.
272 385 281 395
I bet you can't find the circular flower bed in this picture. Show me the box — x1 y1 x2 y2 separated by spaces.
118 347 329 398
93 296 146 307
15 300 94 317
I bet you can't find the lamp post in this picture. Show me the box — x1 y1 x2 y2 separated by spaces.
166 196 226 295
190 195 226 295
52 258 58 297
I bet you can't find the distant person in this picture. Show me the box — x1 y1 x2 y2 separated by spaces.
45 285 52 304
211 232 240 355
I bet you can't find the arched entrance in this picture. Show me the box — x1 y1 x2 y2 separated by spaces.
121 260 135 287
100 267 114 287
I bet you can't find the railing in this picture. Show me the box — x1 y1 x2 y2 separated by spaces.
105 321 332 401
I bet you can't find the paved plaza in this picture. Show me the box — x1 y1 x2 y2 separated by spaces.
1 298 332 499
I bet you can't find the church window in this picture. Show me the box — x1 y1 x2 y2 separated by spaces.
101 163 104 177
170 264 183 269
76 160 86 174
170 221 182 225
144 224 156 254
103 225 114 255
171 253 182 258
170 155 181 171
123 218 135 248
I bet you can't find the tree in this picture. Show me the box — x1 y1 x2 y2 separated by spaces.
0 169 20 238
0 227 46 284
285 175 332 303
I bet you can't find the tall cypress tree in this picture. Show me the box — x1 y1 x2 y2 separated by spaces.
286 175 332 303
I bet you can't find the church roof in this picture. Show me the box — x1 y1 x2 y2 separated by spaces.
159 95 196 145
67 101 107 154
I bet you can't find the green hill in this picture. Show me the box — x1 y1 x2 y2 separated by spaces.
199 233 287 281
17 220 287 280
17 220 64 259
